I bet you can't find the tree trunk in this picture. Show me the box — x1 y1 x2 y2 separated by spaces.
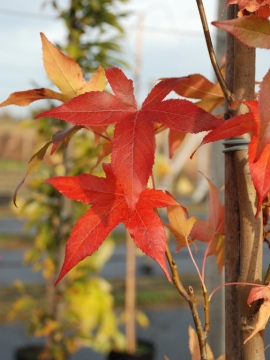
224 5 264 360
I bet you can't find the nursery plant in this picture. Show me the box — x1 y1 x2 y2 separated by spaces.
2 0 270 359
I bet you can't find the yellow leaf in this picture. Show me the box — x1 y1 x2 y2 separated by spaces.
13 141 52 206
81 65 107 93
167 205 197 252
0 88 67 107
41 32 86 99
136 310 149 328
243 300 270 345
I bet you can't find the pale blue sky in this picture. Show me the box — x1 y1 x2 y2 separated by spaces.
0 1 269 118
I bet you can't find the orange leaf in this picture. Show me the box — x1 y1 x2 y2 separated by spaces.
0 88 66 107
174 74 218 99
168 130 186 158
173 72 224 113
167 204 197 252
243 300 270 344
13 141 52 206
41 32 87 99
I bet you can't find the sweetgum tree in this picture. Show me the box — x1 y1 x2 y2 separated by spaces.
2 1 270 359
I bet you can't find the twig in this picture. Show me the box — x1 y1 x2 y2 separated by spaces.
203 285 210 333
165 244 190 301
166 244 208 360
188 286 208 360
195 0 234 104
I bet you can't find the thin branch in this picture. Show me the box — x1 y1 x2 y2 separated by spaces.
166 244 208 360
188 286 208 360
195 0 234 104
203 286 210 334
166 244 190 301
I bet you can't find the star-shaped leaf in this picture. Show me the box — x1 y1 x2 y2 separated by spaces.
37 68 222 208
45 164 179 284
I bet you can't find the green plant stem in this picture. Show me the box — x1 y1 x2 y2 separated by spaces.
195 0 234 104
166 244 208 360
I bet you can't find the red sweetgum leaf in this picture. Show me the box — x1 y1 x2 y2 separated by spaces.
212 16 270 49
249 139 270 215
13 141 52 206
247 285 270 306
192 111 255 157
0 88 66 107
45 165 179 284
37 68 222 209
195 100 270 215
243 300 270 344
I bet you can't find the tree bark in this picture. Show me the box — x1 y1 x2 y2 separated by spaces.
225 5 264 360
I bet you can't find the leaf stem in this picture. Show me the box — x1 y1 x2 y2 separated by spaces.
185 235 205 288
201 236 214 283
208 281 262 302
195 0 234 104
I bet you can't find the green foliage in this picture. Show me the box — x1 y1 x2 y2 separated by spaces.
50 0 129 72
